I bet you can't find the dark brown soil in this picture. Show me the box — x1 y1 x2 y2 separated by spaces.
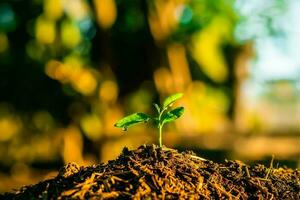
1 145 300 199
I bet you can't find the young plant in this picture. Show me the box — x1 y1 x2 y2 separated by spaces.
114 93 184 147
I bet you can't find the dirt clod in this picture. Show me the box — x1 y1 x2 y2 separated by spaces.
1 145 300 199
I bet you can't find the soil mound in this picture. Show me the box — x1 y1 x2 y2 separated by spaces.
2 145 300 199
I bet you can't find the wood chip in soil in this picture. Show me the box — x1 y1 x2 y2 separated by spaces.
1 144 299 199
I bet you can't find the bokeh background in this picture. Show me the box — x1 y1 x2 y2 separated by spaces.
0 0 299 193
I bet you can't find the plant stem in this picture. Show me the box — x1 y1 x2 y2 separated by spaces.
158 107 166 121
157 107 168 147
158 124 163 147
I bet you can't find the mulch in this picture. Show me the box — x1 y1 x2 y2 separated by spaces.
1 145 300 199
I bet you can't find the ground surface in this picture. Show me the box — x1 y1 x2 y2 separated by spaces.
1 145 300 199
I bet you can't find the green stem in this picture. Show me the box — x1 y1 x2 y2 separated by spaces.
157 107 168 147
158 108 166 147
158 107 167 120
158 124 163 147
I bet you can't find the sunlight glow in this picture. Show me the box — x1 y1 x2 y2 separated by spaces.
191 17 232 82
93 0 117 29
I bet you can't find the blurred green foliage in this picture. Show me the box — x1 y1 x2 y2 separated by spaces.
0 0 239 165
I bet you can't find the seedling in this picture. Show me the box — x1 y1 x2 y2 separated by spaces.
114 93 184 147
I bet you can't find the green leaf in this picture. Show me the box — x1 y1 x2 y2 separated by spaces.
114 113 151 129
161 107 184 125
153 103 160 113
163 93 183 109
